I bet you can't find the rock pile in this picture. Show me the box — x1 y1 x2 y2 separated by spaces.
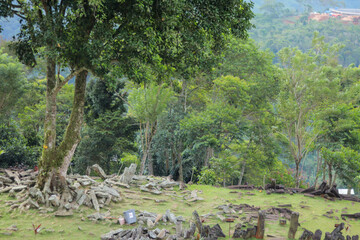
188 210 226 240
1 164 185 213
232 224 257 239
0 168 37 193
2 169 122 212
183 190 204 202
300 181 359 201
135 209 184 226
264 179 302 195
215 203 260 222
297 223 359 240
101 226 169 240
101 210 226 240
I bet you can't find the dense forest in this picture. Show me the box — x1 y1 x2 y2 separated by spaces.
1 0 360 193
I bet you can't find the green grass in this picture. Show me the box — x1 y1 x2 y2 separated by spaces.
0 184 360 239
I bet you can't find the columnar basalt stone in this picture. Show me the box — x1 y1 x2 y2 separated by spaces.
176 220 183 238
210 224 225 238
255 210 266 239
299 229 313 240
233 227 257 239
90 164 107 180
184 223 196 239
313 229 322 240
119 163 137 184
193 210 202 235
288 211 299 239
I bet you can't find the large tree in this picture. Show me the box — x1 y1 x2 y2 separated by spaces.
277 34 341 187
1 0 254 193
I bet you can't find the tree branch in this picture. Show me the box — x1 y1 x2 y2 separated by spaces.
54 67 87 93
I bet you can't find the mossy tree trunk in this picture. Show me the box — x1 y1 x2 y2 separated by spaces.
37 58 58 190
37 68 87 192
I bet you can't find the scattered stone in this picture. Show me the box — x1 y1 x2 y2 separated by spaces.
278 204 292 208
159 180 179 189
210 223 225 238
140 185 162 195
6 225 18 231
149 230 157 239
313 229 322 240
147 218 155 228
12 185 27 192
299 229 313 240
119 163 137 184
0 176 13 184
184 223 196 239
105 179 130 189
233 226 257 239
165 209 177 224
157 229 167 239
89 191 100 211
54 209 73 217
48 194 60 207
90 164 107 180
87 212 106 221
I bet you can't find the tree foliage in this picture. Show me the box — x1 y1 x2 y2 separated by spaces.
0 49 25 121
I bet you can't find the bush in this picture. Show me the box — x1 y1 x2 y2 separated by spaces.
198 167 218 185
0 123 39 168
267 160 295 187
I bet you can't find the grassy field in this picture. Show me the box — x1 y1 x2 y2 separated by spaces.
0 184 360 239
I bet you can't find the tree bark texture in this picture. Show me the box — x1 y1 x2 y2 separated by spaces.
204 146 214 167
37 69 88 192
238 161 246 185
139 121 157 175
178 147 183 182
314 150 322 188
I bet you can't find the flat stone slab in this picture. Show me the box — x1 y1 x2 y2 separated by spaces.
12 185 27 192
54 210 74 217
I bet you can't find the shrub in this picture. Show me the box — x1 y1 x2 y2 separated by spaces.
198 167 218 185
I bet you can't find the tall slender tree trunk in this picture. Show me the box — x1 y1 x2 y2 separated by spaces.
171 146 176 171
332 172 337 187
178 149 183 182
140 146 149 175
139 120 157 176
165 150 169 174
314 150 322 188
322 160 326 181
238 161 246 185
328 163 332 186
295 161 300 188
148 151 154 176
223 173 226 187
204 147 214 167
37 59 58 190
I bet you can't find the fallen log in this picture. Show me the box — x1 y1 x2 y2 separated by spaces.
228 185 254 190
341 213 360 219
